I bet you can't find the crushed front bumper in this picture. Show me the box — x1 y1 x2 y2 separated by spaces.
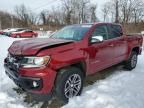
4 55 57 100
5 64 43 91
4 59 57 101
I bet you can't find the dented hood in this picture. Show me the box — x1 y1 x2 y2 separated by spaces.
8 38 73 55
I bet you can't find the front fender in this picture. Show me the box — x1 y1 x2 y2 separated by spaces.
49 50 87 70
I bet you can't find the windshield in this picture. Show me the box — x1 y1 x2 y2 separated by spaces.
50 25 92 41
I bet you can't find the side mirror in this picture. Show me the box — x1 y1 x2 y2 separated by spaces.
91 36 104 43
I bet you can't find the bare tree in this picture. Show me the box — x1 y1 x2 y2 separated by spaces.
0 11 13 29
15 4 37 27
40 11 47 25
89 4 97 22
102 0 144 24
131 1 144 24
102 2 111 22
79 0 90 23
61 0 91 24
15 4 29 26
28 11 37 25
61 0 73 24
119 0 144 24
115 0 119 23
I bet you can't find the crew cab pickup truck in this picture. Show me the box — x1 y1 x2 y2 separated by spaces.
4 23 143 103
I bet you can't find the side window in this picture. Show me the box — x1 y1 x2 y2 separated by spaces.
108 25 123 39
26 30 33 33
92 25 108 40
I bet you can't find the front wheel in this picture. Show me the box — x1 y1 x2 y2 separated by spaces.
124 51 138 70
55 67 84 103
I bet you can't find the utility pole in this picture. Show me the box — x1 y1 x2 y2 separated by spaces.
81 0 84 23
0 16 1 30
115 0 119 23
0 18 1 30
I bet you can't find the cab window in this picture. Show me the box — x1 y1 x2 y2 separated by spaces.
107 25 123 39
92 25 108 40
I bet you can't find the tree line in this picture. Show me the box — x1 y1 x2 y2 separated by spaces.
0 0 144 31
102 0 144 24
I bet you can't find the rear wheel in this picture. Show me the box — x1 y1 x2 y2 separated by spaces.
55 67 84 103
124 51 138 70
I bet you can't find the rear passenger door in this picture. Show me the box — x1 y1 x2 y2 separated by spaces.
107 24 127 63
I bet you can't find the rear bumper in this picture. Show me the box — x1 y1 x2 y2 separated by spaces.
4 63 57 96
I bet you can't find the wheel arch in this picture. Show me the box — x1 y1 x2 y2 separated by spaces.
127 46 140 60
71 61 87 77
132 47 140 55
56 61 87 78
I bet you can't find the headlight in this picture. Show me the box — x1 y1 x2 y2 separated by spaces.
21 56 50 68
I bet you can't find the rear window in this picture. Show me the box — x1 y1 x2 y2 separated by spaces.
108 25 123 39
17 29 26 31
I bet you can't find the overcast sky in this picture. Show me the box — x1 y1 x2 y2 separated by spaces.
0 0 109 13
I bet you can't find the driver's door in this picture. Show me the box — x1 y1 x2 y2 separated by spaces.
88 24 115 74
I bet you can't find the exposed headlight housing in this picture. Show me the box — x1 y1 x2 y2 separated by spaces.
21 56 50 68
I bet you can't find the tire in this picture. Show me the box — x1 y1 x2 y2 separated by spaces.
55 67 84 103
124 51 138 70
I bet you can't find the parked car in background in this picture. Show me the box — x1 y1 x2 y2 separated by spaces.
0 30 3 35
3 28 26 36
10 29 38 38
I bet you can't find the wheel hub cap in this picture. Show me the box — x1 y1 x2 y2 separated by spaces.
131 54 137 68
64 74 82 98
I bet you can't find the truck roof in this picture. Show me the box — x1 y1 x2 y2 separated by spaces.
73 22 121 26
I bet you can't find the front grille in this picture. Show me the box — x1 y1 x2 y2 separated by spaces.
6 54 23 72
9 54 23 63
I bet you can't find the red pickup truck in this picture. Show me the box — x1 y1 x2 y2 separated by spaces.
4 23 143 103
